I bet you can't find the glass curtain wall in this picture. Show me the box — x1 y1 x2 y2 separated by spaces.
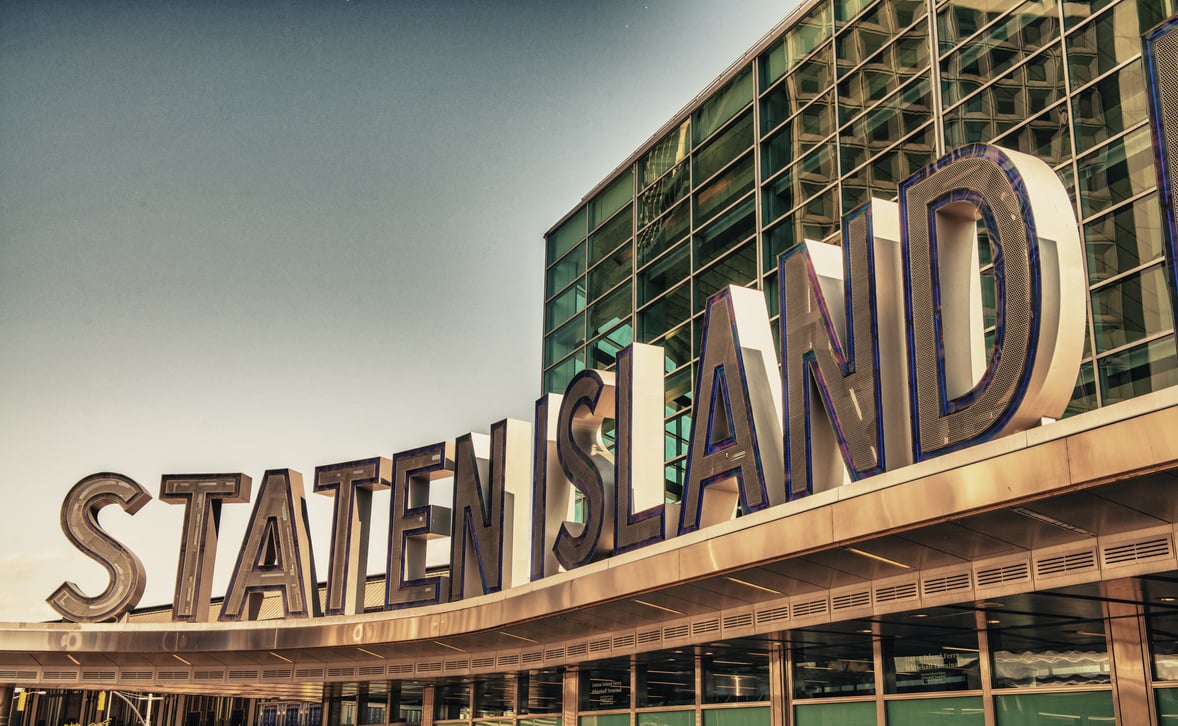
541 0 1178 506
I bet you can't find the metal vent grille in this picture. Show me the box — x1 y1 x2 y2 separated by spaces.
832 591 871 610
923 573 970 594
1037 550 1096 577
757 605 790 624
723 612 753 630
875 583 918 603
522 651 543 664
663 624 689 639
472 657 495 669
263 669 292 680
388 664 414 675
567 643 588 657
194 670 225 681
43 671 78 681
120 671 152 680
358 666 385 677
327 667 356 678
589 638 611 653
296 668 325 679
417 662 441 673
976 562 1030 587
229 670 259 681
496 655 519 667
793 599 828 617
637 629 661 645
445 659 468 671
545 648 564 660
83 671 115 681
613 634 635 648
158 671 189 681
0 671 36 680
692 619 720 636
1103 537 1172 565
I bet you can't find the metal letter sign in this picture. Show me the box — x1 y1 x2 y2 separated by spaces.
385 443 452 609
1146 14 1178 335
554 369 617 569
902 145 1084 459
614 343 668 552
160 474 252 622
314 458 391 616
48 473 151 622
220 469 320 620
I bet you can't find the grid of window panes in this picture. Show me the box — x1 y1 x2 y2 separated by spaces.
542 0 1178 501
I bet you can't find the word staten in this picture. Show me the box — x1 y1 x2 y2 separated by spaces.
49 145 1086 623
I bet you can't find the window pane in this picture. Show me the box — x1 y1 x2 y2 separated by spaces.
792 630 876 699
794 702 875 726
548 242 586 298
938 0 1018 51
637 651 695 707
519 669 563 715
588 320 632 370
761 3 831 88
694 195 756 269
641 120 691 187
548 208 585 264
639 162 690 229
544 353 584 395
883 619 982 694
1066 1 1144 87
639 713 692 726
1092 264 1173 354
545 282 585 332
702 708 770 726
695 154 755 226
694 241 756 314
664 361 693 410
638 241 690 307
1085 192 1164 284
1072 60 1148 153
989 606 1110 687
1065 361 1097 417
695 111 753 184
665 411 691 459
994 692 1114 726
589 282 631 338
839 77 933 175
838 23 930 124
637 199 690 266
763 95 835 181
590 170 633 229
836 0 927 72
702 648 770 704
579 658 630 711
1099 335 1178 404
694 66 753 145
589 205 632 267
761 44 833 135
545 313 585 368
474 676 514 718
588 242 631 301
639 283 690 343
1076 126 1156 218
435 682 470 721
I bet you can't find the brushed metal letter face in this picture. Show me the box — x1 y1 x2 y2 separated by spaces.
314 458 391 616
449 419 529 600
780 200 910 498
1146 15 1178 334
160 473 252 622
219 469 320 621
531 394 574 581
614 343 666 553
386 443 453 609
554 369 617 570
901 145 1085 459
679 285 785 534
48 473 151 623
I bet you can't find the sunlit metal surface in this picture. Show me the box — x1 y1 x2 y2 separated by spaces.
8 389 1178 695
314 458 391 617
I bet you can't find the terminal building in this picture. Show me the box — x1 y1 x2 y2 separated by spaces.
7 0 1178 725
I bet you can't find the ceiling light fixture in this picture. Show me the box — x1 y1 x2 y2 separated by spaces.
633 599 685 615
723 576 782 595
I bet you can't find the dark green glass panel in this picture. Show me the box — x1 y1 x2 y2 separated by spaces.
694 66 753 145
837 0 875 24
589 282 631 338
518 670 563 716
794 702 875 726
1072 60 1148 154
994 692 1113 726
545 281 585 332
639 283 690 343
764 271 779 317
694 242 756 314
1067 1 1143 87
793 630 877 698
702 708 770 726
1100 335 1178 403
703 649 771 705
1077 126 1155 218
1138 0 1178 33
839 77 932 175
663 346 693 397
761 3 831 88
590 169 633 229
580 716 629 726
589 204 633 267
696 112 754 184
695 155 755 227
637 199 690 266
637 653 695 708
762 45 833 135
588 241 631 301
543 352 584 395
989 102 1071 168
886 697 983 724
664 457 686 501
1064 361 1097 417
548 242 586 298
981 268 998 330
882 621 982 694
641 120 691 187
938 0 1014 52
836 0 926 72
1092 265 1172 354
547 207 585 264
638 712 692 726
639 241 690 307
1159 687 1178 725
694 195 755 269
545 313 585 368
763 94 835 180
940 0 1060 107
763 207 840 270
588 320 632 370
1085 192 1164 284
578 659 630 712
639 161 690 229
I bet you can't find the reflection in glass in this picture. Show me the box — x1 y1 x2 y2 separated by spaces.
703 645 770 704
580 658 631 711
1072 60 1148 153
1091 265 1173 354
1099 335 1178 404
519 669 563 715
1084 192 1163 284
791 630 876 698
637 651 695 707
1076 126 1155 218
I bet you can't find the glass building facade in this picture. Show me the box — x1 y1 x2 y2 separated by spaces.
543 0 1178 503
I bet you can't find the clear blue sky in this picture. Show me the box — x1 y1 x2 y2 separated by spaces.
0 0 793 621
